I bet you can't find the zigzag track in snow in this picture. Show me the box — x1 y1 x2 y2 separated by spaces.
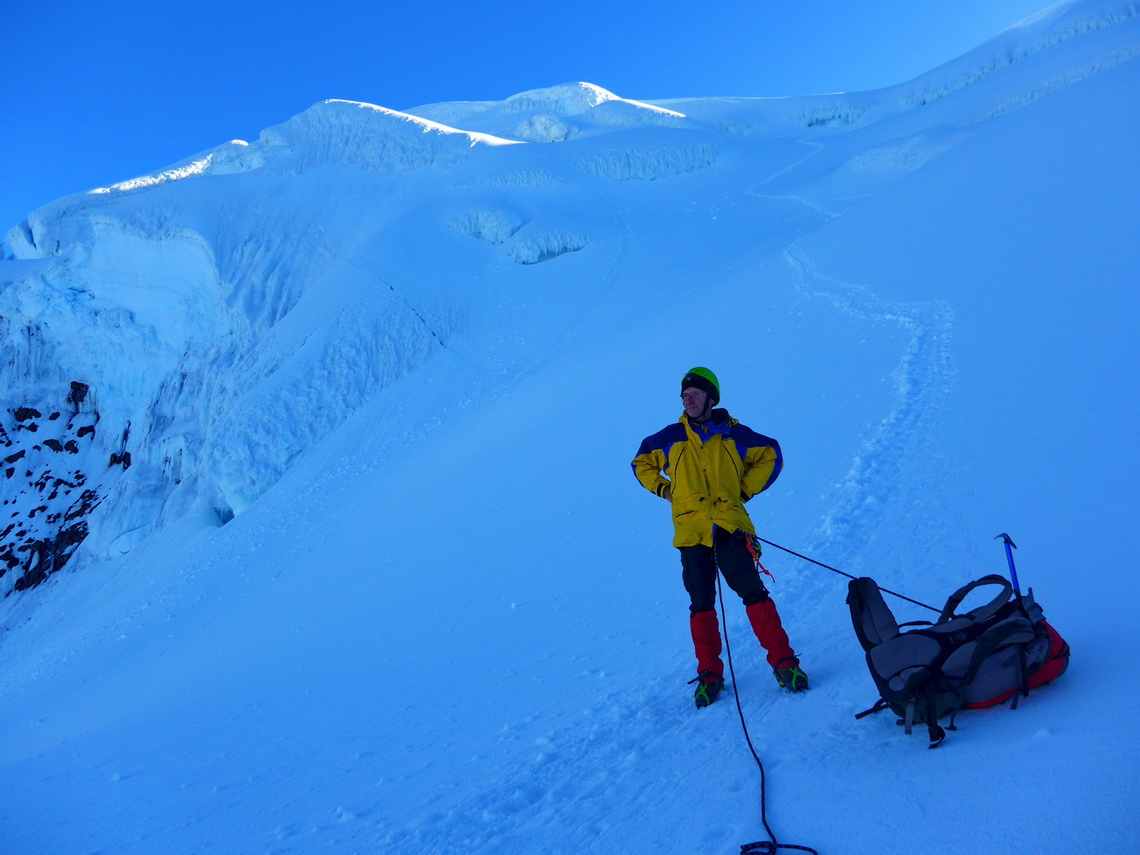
781 249 957 583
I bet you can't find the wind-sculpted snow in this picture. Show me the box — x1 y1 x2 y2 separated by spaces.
465 169 564 188
646 0 1139 143
409 82 693 141
900 0 1140 108
409 82 619 133
786 102 869 128
253 100 519 175
11 100 521 218
502 82 619 114
513 113 581 143
52 100 519 198
204 295 446 515
507 230 591 264
976 40 1140 120
83 141 264 199
450 212 586 262
575 141 718 180
449 210 525 245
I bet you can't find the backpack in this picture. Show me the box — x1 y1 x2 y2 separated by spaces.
847 574 1069 747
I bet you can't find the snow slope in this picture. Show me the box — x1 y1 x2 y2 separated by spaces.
0 1 1138 852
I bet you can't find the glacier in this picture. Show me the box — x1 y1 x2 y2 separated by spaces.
0 1 1138 853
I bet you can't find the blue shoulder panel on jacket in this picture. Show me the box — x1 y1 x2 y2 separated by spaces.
731 424 784 482
635 422 687 461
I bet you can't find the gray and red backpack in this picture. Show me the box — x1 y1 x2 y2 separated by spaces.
848 574 1069 747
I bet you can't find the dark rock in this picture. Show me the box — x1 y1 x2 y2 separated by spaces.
12 521 89 591
65 489 101 522
13 407 41 421
44 439 64 452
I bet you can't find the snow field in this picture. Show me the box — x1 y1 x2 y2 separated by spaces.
1 2 1138 852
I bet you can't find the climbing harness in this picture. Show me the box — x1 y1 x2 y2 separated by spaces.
744 534 776 583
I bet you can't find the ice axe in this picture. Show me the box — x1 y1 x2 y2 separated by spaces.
995 532 1021 595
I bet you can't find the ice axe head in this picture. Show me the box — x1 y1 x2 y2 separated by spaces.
995 533 1021 594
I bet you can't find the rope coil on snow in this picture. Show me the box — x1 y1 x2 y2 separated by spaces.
740 840 821 854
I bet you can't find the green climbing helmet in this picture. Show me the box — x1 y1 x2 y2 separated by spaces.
681 367 720 406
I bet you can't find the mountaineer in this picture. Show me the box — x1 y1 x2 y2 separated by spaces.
632 367 808 707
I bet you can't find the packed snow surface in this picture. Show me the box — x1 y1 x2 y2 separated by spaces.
1 1 1138 852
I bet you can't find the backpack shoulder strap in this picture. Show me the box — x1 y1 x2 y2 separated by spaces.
938 574 1012 624
847 577 900 651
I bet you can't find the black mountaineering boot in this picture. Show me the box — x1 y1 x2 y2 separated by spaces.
773 658 809 692
689 671 725 708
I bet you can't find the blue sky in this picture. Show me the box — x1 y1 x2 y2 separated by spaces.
4 0 1052 238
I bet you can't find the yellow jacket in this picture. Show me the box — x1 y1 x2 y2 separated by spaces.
632 410 783 548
